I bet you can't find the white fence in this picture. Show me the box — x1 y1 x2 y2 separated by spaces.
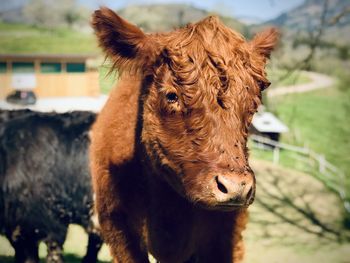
249 134 350 214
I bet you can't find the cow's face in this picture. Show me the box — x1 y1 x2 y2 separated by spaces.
92 8 279 211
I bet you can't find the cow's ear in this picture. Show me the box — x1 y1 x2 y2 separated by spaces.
250 28 279 60
92 7 156 72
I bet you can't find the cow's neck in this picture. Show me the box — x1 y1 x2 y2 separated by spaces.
146 171 240 262
146 172 197 261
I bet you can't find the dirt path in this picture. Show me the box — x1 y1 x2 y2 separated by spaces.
267 71 335 97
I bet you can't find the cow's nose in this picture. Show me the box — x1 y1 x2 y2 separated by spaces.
213 175 254 206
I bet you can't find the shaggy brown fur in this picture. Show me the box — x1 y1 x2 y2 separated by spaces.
90 7 278 263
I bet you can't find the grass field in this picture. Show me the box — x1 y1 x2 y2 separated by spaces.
268 85 350 176
0 23 97 54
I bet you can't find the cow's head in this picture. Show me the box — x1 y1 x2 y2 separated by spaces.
92 8 279 211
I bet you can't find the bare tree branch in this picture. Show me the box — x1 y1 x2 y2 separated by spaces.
328 6 350 26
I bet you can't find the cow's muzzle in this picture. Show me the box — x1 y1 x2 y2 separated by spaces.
211 172 255 210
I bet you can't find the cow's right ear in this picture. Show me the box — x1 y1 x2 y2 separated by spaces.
92 7 156 72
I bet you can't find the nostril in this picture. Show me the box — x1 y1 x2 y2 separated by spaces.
246 186 253 200
215 176 228 194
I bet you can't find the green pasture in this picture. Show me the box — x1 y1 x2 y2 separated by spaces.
268 85 350 176
0 22 97 54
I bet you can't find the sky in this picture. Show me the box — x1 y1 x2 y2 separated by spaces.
0 0 305 23
82 0 305 22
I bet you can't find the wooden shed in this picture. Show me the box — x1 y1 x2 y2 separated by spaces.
250 110 289 142
0 53 100 99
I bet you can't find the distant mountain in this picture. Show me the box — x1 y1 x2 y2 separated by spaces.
0 0 27 12
0 2 247 35
266 0 349 29
264 0 350 44
0 6 24 23
0 0 27 24
117 4 247 34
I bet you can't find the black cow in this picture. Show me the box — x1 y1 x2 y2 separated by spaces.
0 109 103 263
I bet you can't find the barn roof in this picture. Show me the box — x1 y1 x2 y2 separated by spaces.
252 111 289 133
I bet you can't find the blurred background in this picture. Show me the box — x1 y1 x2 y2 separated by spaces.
0 0 349 262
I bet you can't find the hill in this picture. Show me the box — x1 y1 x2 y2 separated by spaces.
263 0 350 44
0 4 248 55
117 4 247 33
0 22 97 54
0 2 247 34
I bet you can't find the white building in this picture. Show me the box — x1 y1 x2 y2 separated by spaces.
250 108 289 141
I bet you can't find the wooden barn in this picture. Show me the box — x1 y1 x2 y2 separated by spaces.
0 53 99 99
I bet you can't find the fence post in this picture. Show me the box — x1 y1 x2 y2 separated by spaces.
319 155 326 173
273 147 280 164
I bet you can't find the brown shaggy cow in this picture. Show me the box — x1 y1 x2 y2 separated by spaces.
90 7 278 263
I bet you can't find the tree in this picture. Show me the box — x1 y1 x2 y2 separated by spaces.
264 0 350 234
23 0 58 28
22 0 82 28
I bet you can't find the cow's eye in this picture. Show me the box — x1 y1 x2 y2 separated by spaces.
257 80 271 91
166 92 178 103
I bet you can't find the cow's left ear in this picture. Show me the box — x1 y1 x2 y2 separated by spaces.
250 28 280 59
92 7 157 72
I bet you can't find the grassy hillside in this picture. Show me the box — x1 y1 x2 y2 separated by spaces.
0 4 248 55
112 4 246 33
263 0 350 45
269 85 350 175
0 22 97 54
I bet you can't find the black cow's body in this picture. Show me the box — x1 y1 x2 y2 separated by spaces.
0 110 102 263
